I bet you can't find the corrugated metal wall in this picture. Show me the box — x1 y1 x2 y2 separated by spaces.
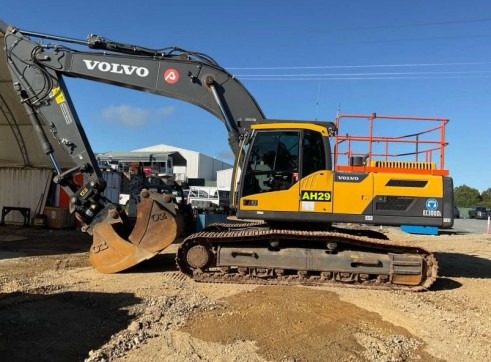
102 171 121 204
0 168 53 224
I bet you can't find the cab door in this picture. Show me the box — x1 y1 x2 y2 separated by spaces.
298 129 333 214
240 129 300 212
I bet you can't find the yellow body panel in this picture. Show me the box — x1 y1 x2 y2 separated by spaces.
241 184 300 212
240 170 442 217
298 172 333 213
373 173 443 198
332 175 373 214
239 122 445 219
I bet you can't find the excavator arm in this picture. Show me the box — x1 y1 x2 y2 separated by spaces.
1 21 264 272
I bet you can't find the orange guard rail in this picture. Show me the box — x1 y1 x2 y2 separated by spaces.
333 113 449 176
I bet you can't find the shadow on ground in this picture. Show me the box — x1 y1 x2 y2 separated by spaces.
431 277 463 291
0 291 141 361
429 252 491 291
0 226 90 258
434 252 491 279
123 252 179 274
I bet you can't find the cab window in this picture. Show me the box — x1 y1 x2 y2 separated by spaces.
301 129 326 177
242 130 299 196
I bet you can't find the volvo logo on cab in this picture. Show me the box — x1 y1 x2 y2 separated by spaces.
82 60 149 77
423 198 441 217
334 173 367 182
338 175 359 181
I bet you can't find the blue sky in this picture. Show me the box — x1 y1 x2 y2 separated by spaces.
3 1 491 190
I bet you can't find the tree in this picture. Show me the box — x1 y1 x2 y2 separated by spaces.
481 188 491 202
480 188 491 208
454 185 481 208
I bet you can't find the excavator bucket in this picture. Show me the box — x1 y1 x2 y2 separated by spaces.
90 222 156 274
89 192 183 273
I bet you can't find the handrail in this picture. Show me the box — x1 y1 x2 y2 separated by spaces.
333 113 449 175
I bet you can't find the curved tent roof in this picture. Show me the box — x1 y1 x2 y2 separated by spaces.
0 21 75 169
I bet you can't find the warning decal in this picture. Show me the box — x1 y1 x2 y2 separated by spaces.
164 68 179 84
51 87 66 104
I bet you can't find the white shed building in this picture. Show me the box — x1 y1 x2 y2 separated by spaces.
134 144 232 183
217 168 234 190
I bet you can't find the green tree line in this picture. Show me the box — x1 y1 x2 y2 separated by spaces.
454 185 491 208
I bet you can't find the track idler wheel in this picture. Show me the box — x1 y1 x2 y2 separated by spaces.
176 238 214 277
89 191 183 273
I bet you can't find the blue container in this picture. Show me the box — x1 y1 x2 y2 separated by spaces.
400 225 438 235
196 214 228 231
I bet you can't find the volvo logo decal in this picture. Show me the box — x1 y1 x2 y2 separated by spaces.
423 198 441 217
82 60 150 77
334 172 368 183
426 198 438 210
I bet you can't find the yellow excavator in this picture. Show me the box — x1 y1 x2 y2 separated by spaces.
0 20 453 290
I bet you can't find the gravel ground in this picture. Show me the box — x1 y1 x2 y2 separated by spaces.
0 224 490 361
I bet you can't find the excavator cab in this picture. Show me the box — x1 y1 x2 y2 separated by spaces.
240 124 329 197
236 122 334 220
236 115 453 232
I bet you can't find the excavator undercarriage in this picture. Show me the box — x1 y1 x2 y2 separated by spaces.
176 222 438 291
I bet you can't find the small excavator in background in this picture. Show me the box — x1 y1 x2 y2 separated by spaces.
0 20 453 290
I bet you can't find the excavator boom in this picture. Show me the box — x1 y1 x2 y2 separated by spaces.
1 21 263 272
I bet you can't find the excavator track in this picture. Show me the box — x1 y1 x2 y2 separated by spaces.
176 222 438 291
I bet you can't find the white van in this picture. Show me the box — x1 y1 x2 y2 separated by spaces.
98 160 119 171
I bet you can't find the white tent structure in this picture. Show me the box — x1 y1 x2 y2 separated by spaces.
0 22 75 169
0 24 75 224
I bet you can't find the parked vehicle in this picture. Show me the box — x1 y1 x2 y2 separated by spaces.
187 187 230 214
98 160 119 171
468 206 489 219
453 206 460 219
172 189 188 205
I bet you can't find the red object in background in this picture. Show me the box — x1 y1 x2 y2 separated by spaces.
59 174 83 208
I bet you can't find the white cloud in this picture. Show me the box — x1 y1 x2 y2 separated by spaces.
100 104 175 128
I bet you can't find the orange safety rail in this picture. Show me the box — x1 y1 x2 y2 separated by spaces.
333 113 449 176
